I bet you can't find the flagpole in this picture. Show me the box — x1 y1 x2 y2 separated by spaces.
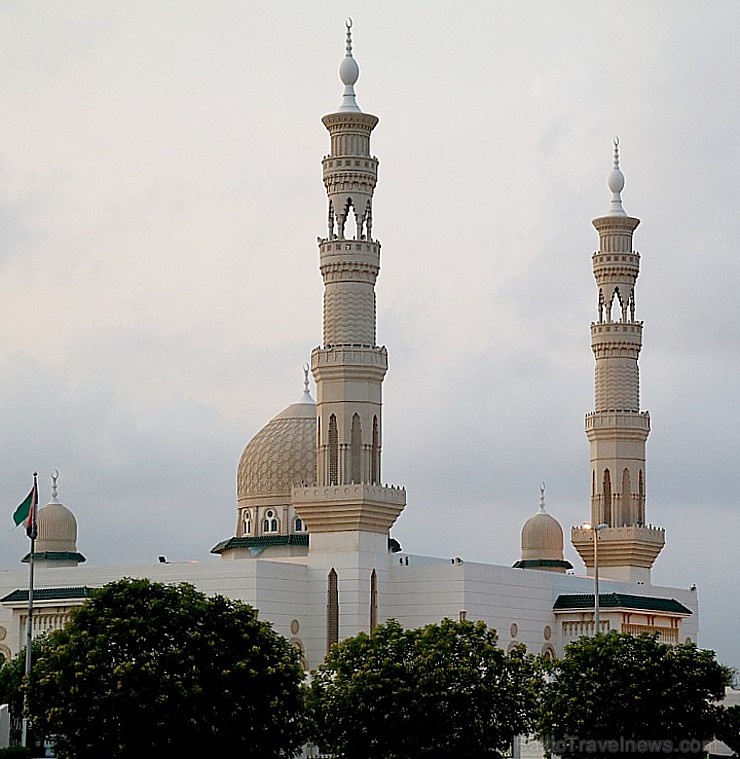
21 471 38 749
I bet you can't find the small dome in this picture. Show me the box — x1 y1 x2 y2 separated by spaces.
520 509 564 561
36 502 78 554
237 392 317 502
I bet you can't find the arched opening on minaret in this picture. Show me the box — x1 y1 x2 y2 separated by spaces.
328 414 339 485
350 414 362 483
638 469 645 525
371 416 379 485
339 197 360 240
598 290 605 323
619 468 632 526
629 290 636 322
328 200 336 240
327 568 339 654
370 569 378 632
606 288 626 323
602 468 612 525
362 199 372 241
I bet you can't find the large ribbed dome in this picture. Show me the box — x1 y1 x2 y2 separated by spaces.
520 509 564 561
36 502 78 553
237 391 317 500
513 486 572 573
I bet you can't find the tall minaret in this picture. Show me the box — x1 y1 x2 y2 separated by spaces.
572 140 665 584
314 18 385 488
292 21 405 641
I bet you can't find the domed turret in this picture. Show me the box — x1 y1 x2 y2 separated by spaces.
24 471 85 567
212 369 317 559
513 484 572 573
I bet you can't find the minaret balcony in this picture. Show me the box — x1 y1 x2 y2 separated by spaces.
319 239 381 274
312 344 388 382
585 409 650 439
292 482 406 535
590 322 643 351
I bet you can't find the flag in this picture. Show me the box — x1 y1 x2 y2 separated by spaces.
12 481 39 539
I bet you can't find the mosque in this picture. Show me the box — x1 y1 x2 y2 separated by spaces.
0 23 698 671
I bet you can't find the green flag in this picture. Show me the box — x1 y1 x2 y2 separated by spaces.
12 482 39 538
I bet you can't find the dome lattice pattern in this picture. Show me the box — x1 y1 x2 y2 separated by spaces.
237 414 317 499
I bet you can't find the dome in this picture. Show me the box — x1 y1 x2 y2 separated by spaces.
520 509 564 561
513 486 572 573
237 390 317 502
36 502 78 554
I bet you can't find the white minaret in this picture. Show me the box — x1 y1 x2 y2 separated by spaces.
292 21 405 643
572 140 665 584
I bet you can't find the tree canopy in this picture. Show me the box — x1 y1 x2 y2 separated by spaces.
538 632 732 759
306 617 542 759
28 578 306 759
717 703 740 755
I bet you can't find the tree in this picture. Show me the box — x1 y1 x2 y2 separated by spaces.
306 617 543 759
0 636 49 749
717 704 740 755
539 632 731 758
28 578 305 759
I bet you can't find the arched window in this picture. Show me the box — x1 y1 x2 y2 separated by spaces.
350 414 362 483
242 516 251 536
327 568 339 654
262 510 279 534
371 416 379 485
602 469 612 526
370 569 378 632
294 517 304 533
621 468 632 525
328 414 339 485
638 469 645 525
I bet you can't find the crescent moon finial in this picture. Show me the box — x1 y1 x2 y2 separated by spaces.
346 17 353 29
51 468 60 501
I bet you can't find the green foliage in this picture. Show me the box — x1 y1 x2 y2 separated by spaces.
0 636 49 718
28 578 306 759
717 704 740 755
538 632 731 758
306 617 543 759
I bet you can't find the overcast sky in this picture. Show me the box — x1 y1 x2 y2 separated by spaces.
0 1 738 671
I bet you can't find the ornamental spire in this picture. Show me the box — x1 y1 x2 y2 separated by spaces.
50 468 60 503
300 363 314 403
606 136 627 216
337 18 361 113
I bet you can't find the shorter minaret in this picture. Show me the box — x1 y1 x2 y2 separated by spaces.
572 141 665 584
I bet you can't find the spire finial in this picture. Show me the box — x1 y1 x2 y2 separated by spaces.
300 363 315 403
337 18 361 113
50 468 60 502
606 136 627 216
539 482 546 512
345 17 353 55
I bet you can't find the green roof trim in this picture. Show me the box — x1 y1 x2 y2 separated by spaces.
211 534 310 554
513 559 573 570
212 534 403 555
553 593 692 615
21 551 86 564
1 586 96 604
